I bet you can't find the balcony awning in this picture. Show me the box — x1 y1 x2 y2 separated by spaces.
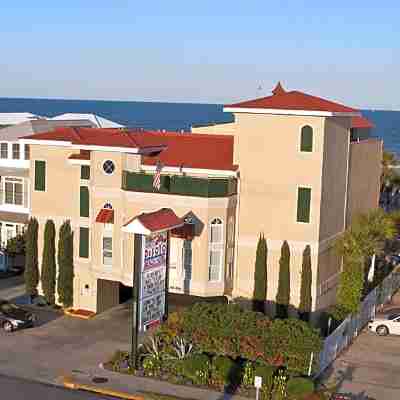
122 208 183 235
170 223 195 240
96 209 114 224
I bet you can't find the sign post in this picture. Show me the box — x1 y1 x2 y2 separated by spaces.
131 230 169 369
254 376 262 400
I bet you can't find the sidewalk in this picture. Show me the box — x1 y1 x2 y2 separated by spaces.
61 367 249 400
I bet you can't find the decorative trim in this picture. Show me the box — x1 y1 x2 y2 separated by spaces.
140 165 238 177
223 107 360 118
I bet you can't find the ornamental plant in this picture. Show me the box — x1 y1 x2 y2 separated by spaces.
299 245 312 321
253 234 268 313
57 220 74 307
276 241 290 319
41 220 56 305
24 217 39 298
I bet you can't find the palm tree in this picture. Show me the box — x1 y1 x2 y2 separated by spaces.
381 151 399 190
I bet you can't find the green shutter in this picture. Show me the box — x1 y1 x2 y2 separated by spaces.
79 227 89 258
80 186 89 217
81 165 90 180
34 160 46 191
300 126 313 152
297 187 311 223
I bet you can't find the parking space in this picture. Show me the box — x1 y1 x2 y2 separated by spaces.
0 300 132 385
329 321 400 399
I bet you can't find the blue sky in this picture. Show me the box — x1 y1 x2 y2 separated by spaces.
1 1 399 108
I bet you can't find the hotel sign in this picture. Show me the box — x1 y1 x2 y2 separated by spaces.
139 232 168 330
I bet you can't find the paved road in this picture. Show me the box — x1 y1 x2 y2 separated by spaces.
327 326 400 399
0 373 118 399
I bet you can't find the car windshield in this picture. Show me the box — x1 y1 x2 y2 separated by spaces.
0 302 19 313
387 313 400 320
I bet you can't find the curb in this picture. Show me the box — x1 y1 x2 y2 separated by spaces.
62 376 144 400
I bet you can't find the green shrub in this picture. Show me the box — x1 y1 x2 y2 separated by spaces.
142 355 162 377
109 350 130 372
211 356 240 386
254 363 276 394
182 354 210 385
242 360 255 388
286 377 314 398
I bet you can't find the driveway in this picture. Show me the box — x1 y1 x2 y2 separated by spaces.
0 292 132 385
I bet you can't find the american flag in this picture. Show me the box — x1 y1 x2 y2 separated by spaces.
153 160 163 191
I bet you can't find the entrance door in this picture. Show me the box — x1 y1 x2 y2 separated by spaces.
168 237 183 293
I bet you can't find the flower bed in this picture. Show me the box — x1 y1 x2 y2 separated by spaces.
105 303 324 399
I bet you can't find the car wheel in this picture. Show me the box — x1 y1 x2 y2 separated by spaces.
3 321 13 332
376 325 389 336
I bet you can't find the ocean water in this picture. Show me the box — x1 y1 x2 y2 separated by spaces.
0 97 398 154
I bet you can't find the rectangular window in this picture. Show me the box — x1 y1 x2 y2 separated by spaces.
34 160 46 191
24 145 30 160
12 143 20 160
4 177 23 205
297 187 311 223
103 234 113 265
80 186 89 217
80 165 90 180
208 250 222 281
79 227 89 258
0 143 8 159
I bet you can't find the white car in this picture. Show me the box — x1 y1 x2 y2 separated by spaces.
368 312 400 336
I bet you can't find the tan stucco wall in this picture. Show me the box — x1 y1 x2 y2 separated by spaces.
191 122 236 135
232 113 325 303
346 139 382 226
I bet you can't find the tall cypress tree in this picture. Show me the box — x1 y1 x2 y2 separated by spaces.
57 221 74 308
299 245 312 322
253 234 268 313
24 218 39 300
41 220 56 305
276 240 290 318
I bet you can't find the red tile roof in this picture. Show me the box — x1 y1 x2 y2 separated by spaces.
96 209 114 224
142 132 235 171
22 127 236 171
351 116 374 129
226 82 359 114
124 208 183 233
22 127 168 151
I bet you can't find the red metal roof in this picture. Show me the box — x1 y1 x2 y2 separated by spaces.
142 132 235 171
124 208 183 233
351 116 374 129
95 209 114 224
226 82 359 114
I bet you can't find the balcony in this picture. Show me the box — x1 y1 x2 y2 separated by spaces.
122 171 237 198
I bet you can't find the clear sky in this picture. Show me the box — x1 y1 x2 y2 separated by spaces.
1 1 399 109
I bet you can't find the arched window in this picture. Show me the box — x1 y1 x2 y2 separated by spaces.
103 202 113 210
208 218 224 281
300 125 313 152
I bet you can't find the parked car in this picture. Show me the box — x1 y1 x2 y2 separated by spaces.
0 299 36 332
368 312 400 336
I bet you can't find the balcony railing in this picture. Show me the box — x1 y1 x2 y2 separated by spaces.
122 171 237 198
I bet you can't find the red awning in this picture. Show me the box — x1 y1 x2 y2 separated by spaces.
122 208 183 235
96 209 114 224
171 223 195 240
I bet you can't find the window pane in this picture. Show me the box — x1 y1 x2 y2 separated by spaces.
0 143 8 159
297 187 311 223
14 183 23 205
12 144 20 159
103 235 112 265
34 160 46 191
81 165 90 180
300 126 313 152
4 182 13 204
24 145 30 160
211 225 222 243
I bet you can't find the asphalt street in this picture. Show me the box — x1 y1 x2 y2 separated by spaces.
0 374 118 399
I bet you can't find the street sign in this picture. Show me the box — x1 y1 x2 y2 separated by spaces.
254 376 262 388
